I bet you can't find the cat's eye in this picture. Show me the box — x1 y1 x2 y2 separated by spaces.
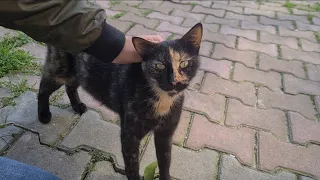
180 61 189 68
155 63 165 70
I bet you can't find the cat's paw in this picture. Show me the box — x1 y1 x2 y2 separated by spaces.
38 111 52 124
72 103 87 115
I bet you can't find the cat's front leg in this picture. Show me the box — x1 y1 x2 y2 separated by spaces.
121 129 141 180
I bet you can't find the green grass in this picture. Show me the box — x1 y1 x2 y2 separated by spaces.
283 1 297 13
0 33 36 78
143 9 153 16
0 79 31 97
307 14 314 24
1 97 16 107
112 12 126 19
109 0 120 6
315 32 320 43
167 34 175 41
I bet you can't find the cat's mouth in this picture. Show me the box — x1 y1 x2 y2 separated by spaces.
167 90 178 96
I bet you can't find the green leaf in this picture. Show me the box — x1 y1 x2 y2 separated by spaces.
143 161 158 180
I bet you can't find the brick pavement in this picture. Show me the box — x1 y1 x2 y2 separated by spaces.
1 1 320 179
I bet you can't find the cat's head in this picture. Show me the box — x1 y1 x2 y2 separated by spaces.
132 23 203 96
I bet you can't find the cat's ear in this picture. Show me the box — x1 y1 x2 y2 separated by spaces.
132 37 157 58
179 23 203 51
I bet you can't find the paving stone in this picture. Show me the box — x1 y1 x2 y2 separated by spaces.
229 1 259 9
183 90 225 123
260 16 294 29
293 9 320 16
61 110 124 167
296 21 320 32
284 74 320 96
192 5 225 17
171 9 205 21
260 5 290 14
6 91 79 145
289 111 320 144
187 114 255 165
260 32 299 50
211 3 243 13
0 73 41 90
313 17 320 25
182 18 219 33
199 41 213 57
202 73 256 106
106 19 133 33
220 25 257 41
259 131 320 179
5 132 91 180
20 43 46 60
277 12 309 24
122 1 142 7
258 87 316 120
203 29 236 48
105 9 123 17
126 24 171 40
238 38 278 57
0 88 11 98
147 12 184 25
212 44 257 68
86 161 126 180
172 111 191 146
0 106 15 125
306 64 320 82
262 2 283 7
95 1 110 9
259 54 305 79
110 4 143 16
204 15 240 28
199 57 232 79
279 27 317 43
156 21 189 36
226 99 287 141
220 154 296 180
244 8 275 18
300 39 320 53
138 1 172 14
225 12 258 24
0 125 22 152
241 21 276 34
160 1 192 11
140 137 219 179
281 46 320 65
188 70 204 91
0 26 16 38
301 176 314 180
119 12 159 29
179 0 212 7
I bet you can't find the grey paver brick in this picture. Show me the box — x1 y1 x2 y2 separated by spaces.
300 39 320 53
211 3 243 14
244 8 275 18
156 21 189 36
200 57 232 79
182 18 219 33
226 99 287 141
220 154 296 180
172 111 191 145
160 1 192 11
281 46 320 65
202 73 256 106
306 64 320 82
188 70 204 91
147 12 184 25
212 44 257 68
259 54 305 78
126 24 171 40
0 74 41 90
171 9 205 21
313 17 320 25
284 74 320 95
260 5 290 14
277 12 309 24
5 92 79 145
140 137 219 179
86 161 126 180
61 110 124 167
138 1 172 14
278 27 317 42
192 5 225 17
0 125 22 152
241 21 276 34
260 16 294 29
259 131 320 180
225 12 258 24
203 29 236 48
187 114 255 166
260 32 299 50
179 0 212 7
105 19 133 33
119 12 160 29
229 1 259 9
20 43 46 60
220 25 257 41
199 41 213 57
238 38 278 57
289 112 320 144
5 132 91 180
296 21 320 32
110 3 143 16
0 88 11 99
204 15 240 28
0 106 15 125
0 26 16 39
122 1 142 7
105 9 123 17
183 89 226 123
258 87 316 120
293 9 320 16
301 176 314 180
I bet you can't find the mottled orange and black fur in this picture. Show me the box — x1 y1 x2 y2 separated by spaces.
38 23 203 180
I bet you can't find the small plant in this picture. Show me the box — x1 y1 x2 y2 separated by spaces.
167 34 175 41
315 32 320 43
283 1 297 14
143 9 153 17
307 14 314 24
143 161 158 180
112 12 126 19
109 0 120 7
0 79 31 97
1 97 16 107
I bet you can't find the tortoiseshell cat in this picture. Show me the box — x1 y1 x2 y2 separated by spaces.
37 23 203 180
